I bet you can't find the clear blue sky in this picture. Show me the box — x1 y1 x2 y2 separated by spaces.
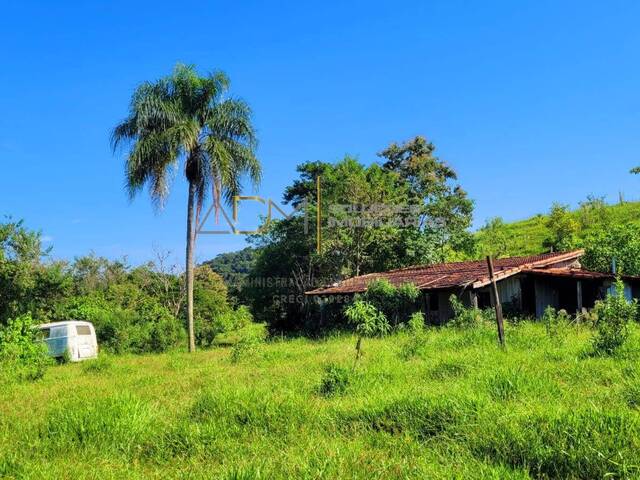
1 0 639 265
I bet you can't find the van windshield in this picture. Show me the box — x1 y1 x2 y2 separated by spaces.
49 326 68 338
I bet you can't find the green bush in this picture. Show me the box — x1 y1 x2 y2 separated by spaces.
399 311 428 360
592 279 636 355
344 299 389 364
197 305 253 347
230 323 267 364
542 306 570 344
363 279 419 325
449 295 484 329
0 313 51 382
318 363 351 397
61 294 185 354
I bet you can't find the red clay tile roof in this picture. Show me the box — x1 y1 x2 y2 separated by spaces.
305 250 584 295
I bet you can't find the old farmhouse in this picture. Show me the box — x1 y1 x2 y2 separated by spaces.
306 250 640 323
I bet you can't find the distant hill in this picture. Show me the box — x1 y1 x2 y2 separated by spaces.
476 200 640 258
202 247 256 293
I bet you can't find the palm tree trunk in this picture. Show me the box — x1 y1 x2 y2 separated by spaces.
186 181 197 352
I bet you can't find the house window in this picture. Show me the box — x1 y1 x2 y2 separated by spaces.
428 293 440 311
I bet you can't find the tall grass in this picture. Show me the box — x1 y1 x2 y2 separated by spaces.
2 322 640 478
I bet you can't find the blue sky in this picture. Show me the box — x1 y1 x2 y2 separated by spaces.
1 0 639 265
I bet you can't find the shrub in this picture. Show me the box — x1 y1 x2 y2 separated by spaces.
449 295 483 329
399 311 428 360
197 305 253 347
407 311 425 334
0 313 51 382
543 306 570 344
230 324 267 364
592 279 636 356
61 294 185 354
363 279 419 325
318 363 351 397
344 300 389 365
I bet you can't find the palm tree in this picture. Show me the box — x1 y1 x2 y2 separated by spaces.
111 64 261 352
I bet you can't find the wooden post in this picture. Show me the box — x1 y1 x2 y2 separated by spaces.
576 280 583 314
486 256 505 347
470 290 478 309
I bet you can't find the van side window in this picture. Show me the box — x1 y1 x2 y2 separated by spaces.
76 325 92 336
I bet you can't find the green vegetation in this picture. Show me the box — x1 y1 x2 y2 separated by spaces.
474 198 640 259
592 280 637 355
0 313 50 383
244 137 473 331
0 220 250 360
4 322 640 478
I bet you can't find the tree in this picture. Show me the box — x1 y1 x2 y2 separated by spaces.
582 224 640 275
0 218 71 325
378 136 474 261
112 64 261 352
247 138 474 332
476 217 510 259
343 299 389 367
543 203 578 252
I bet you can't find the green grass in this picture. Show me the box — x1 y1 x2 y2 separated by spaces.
3 322 640 479
478 200 640 256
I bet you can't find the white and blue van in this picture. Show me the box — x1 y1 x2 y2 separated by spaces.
37 321 99 362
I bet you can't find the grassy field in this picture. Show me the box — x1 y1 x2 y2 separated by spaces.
3 322 640 479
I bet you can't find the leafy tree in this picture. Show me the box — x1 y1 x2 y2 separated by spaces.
378 136 475 261
592 279 636 355
582 224 640 275
0 219 70 324
543 203 578 252
193 265 233 346
112 63 261 352
476 217 510 258
284 157 415 276
343 299 389 366
247 138 474 332
244 215 330 331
